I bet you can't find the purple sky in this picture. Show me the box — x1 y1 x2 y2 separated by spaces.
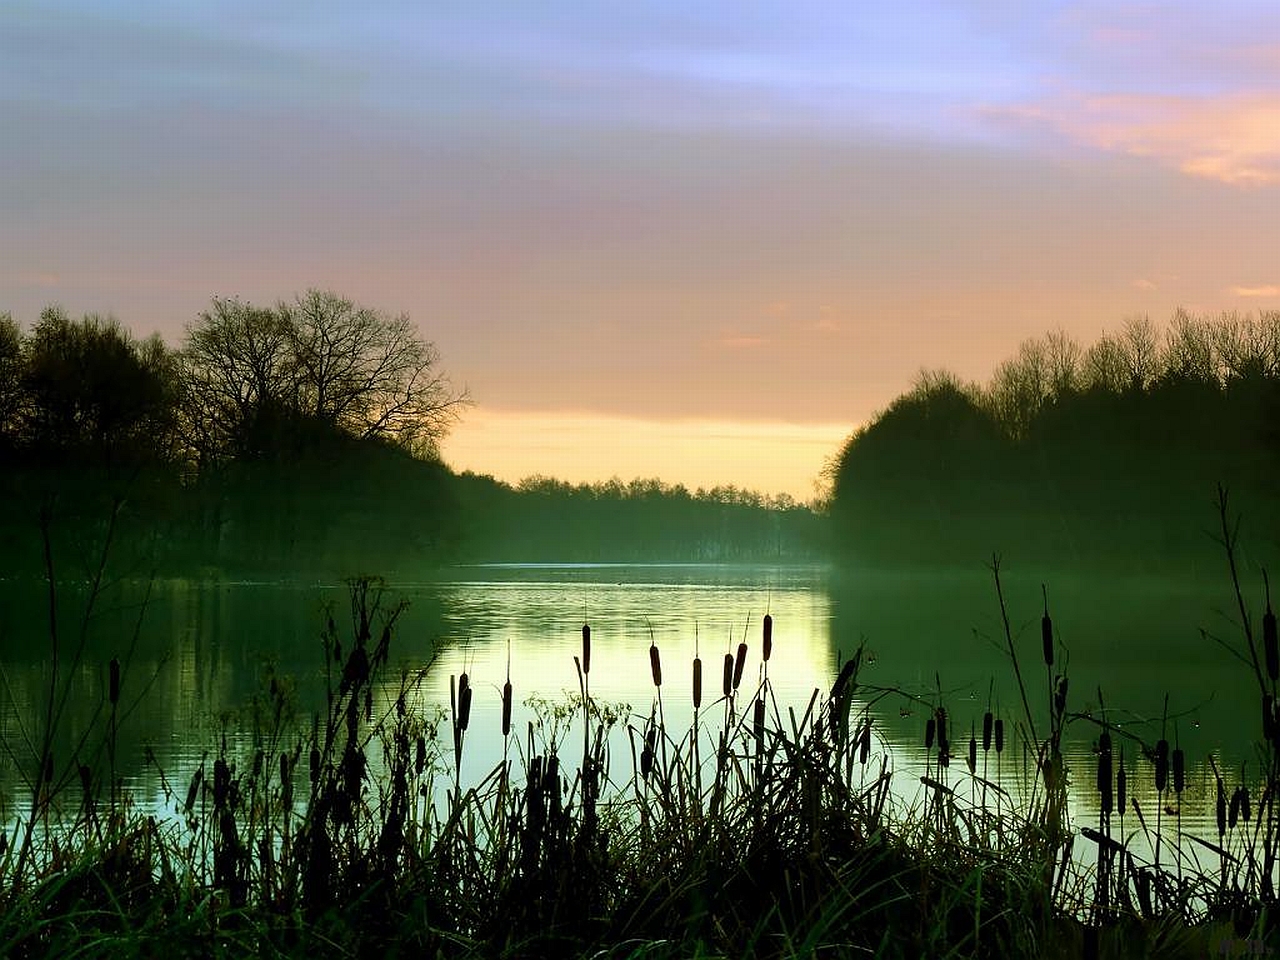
3 2 1278 496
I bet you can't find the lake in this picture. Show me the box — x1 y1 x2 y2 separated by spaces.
0 561 1267 860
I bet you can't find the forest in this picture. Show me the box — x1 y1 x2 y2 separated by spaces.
0 294 821 578
827 311 1280 573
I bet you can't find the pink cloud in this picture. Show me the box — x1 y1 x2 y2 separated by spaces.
1230 284 1280 297
987 93 1280 187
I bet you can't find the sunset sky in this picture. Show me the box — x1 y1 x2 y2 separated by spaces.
3 2 1278 499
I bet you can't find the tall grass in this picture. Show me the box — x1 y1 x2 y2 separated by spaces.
2 519 1279 955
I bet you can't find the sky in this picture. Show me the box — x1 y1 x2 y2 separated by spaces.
3 2 1279 499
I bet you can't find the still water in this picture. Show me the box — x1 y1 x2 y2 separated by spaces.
0 562 1268 860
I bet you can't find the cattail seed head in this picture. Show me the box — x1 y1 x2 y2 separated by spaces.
1229 787 1242 829
722 653 733 698
109 657 120 706
753 697 766 742
502 681 513 737
1242 787 1252 822
1155 739 1169 793
582 623 591 676
860 723 871 765
309 747 320 783
733 642 748 691
1097 731 1113 800
1041 586 1053 668
1217 779 1227 836
692 657 702 709
935 708 948 754
762 614 773 663
982 712 993 752
925 717 936 750
1172 748 1185 795
458 675 473 732
650 643 662 688
968 735 977 774
994 718 1005 754
1117 751 1126 813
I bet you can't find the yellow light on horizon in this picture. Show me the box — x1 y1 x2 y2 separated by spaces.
439 408 852 503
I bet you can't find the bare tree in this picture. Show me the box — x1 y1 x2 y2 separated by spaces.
1117 315 1160 390
1215 310 1280 382
180 298 294 464
282 290 467 456
1043 329 1082 398
180 291 467 464
1081 334 1128 393
1161 309 1219 385
984 338 1049 438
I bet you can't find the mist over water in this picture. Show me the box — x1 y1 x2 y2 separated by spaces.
0 562 1257 851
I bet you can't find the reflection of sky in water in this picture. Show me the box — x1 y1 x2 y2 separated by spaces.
0 564 1270 882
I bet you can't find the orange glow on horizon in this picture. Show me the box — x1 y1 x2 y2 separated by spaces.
439 408 851 503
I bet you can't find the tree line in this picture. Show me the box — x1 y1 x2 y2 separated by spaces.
0 294 820 575
827 311 1280 572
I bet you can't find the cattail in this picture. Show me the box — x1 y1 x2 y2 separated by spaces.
994 718 1005 754
309 746 320 783
982 711 993 752
108 657 120 706
1097 731 1113 806
692 657 703 709
502 681 513 737
1172 747 1185 796
650 643 662 688
1242 786 1252 822
1054 676 1068 716
935 708 948 755
1117 750 1126 813
925 716 936 750
415 736 426 775
78 763 92 798
762 614 773 663
753 697 766 743
968 734 977 774
185 767 203 813
279 752 289 785
722 654 733 698
1265 578 1277 682
1229 787 1242 829
1155 739 1169 793
1041 586 1053 668
732 642 748 691
859 723 871 764
458 674 472 732
582 623 591 676
1216 777 1226 836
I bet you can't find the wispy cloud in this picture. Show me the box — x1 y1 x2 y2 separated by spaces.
1230 284 1280 297
986 92 1280 186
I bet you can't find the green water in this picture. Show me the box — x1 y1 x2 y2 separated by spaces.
0 562 1265 849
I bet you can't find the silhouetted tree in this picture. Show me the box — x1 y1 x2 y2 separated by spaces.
180 291 467 466
20 308 178 467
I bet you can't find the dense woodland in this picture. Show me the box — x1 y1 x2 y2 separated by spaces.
0 295 820 578
828 311 1280 573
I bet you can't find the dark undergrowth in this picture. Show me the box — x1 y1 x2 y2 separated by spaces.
2 497 1279 958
